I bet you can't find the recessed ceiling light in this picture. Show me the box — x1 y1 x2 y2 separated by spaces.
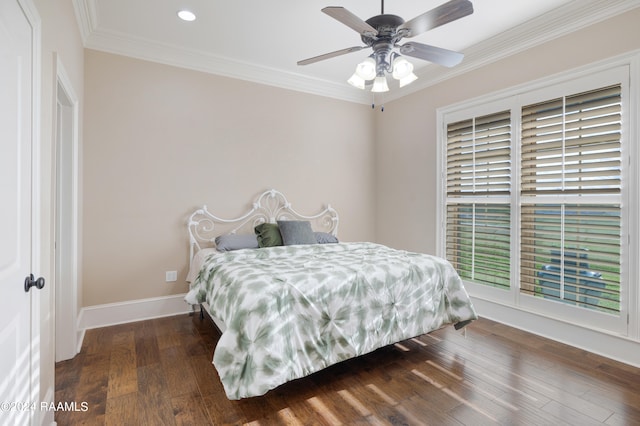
177 10 196 22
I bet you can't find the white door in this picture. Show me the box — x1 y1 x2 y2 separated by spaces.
0 0 40 424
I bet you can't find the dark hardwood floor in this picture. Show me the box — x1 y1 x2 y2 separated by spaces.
55 313 640 425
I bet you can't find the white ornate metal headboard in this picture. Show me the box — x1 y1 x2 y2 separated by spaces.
187 189 339 261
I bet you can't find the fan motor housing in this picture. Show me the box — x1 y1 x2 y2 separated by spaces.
362 14 405 45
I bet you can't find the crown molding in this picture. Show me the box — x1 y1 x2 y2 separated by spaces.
71 0 97 44
74 0 639 105
83 27 371 104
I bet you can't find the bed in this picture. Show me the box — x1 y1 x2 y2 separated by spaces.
185 189 478 400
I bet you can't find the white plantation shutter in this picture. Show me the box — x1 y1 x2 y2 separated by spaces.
447 111 511 196
445 111 511 289
442 64 631 334
521 86 622 195
446 203 511 288
519 85 622 313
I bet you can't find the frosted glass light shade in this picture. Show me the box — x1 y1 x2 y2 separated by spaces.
399 72 418 88
355 57 377 81
347 73 365 89
392 57 413 79
371 76 389 93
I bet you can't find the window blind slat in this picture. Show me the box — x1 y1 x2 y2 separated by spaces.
522 133 621 155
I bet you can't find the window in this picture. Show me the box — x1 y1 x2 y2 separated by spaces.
441 64 631 334
445 111 511 289
519 85 622 314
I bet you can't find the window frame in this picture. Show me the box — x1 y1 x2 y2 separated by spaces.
437 57 637 337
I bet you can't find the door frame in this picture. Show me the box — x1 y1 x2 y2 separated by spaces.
53 53 81 361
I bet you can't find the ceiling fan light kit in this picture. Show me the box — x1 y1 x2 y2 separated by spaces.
298 0 473 92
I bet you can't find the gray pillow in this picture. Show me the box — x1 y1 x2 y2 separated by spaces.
215 234 259 251
277 220 317 246
314 232 338 244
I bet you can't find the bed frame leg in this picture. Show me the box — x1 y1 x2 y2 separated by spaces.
200 304 204 320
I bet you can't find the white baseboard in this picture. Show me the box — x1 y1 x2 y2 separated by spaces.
77 293 640 368
78 293 193 330
76 328 85 354
472 296 640 368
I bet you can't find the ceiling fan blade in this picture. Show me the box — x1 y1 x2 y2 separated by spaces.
297 46 366 66
322 7 378 36
399 0 473 38
399 42 464 67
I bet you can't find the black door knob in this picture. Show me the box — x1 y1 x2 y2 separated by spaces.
24 274 45 292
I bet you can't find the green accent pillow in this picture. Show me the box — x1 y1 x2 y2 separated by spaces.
254 223 283 247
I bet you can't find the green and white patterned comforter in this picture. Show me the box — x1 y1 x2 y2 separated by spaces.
185 242 477 399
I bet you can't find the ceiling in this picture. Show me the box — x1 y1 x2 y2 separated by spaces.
72 0 638 104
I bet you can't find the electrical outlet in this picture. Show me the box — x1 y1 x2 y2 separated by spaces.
165 271 177 282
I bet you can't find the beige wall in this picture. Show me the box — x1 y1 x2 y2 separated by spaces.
82 8 640 306
33 0 84 418
375 8 640 254
82 50 376 306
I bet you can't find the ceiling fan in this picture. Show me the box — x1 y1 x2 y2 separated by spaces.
298 0 474 92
